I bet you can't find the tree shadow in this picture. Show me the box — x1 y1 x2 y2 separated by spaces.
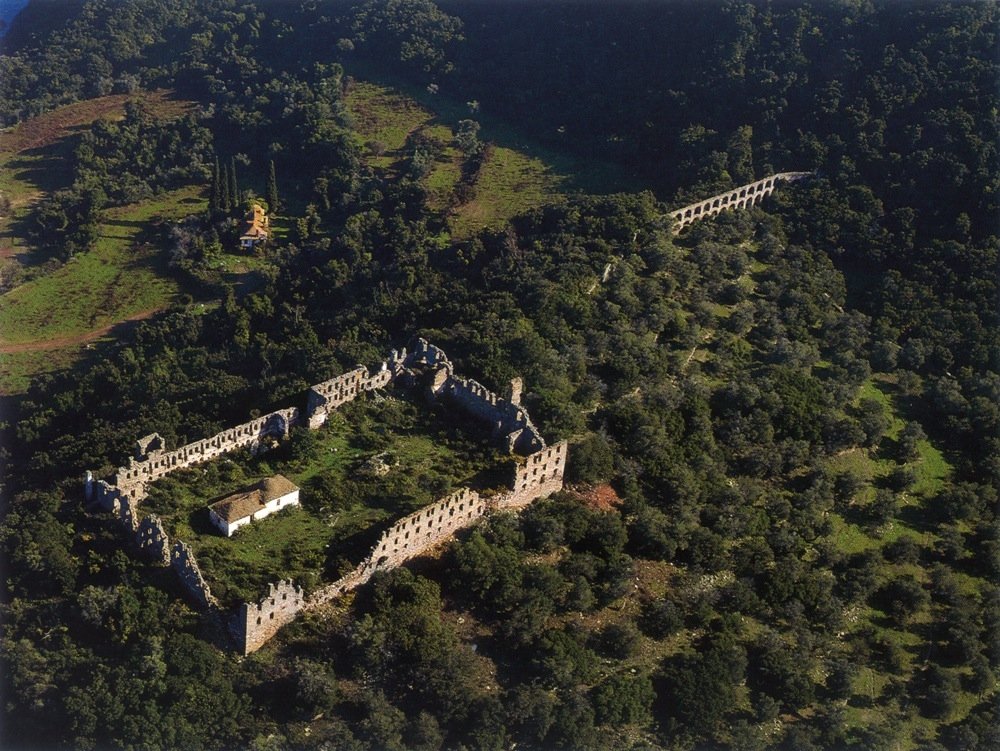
101 218 146 230
896 503 939 535
7 134 80 193
187 507 218 537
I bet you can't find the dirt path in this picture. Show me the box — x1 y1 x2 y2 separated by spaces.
0 307 160 353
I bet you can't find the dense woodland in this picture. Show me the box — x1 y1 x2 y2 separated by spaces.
1 1 998 750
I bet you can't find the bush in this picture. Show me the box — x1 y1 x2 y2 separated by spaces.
640 598 684 639
566 433 614 485
591 672 654 726
592 621 642 659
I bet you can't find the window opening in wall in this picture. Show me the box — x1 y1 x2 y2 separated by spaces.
270 612 274 619
257 617 261 625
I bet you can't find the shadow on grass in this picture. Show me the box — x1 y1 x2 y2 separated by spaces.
102 218 146 230
5 210 65 269
8 139 78 194
896 503 940 535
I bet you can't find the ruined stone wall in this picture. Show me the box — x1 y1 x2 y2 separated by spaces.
307 363 398 428
496 440 569 511
234 580 306 655
366 487 488 572
404 339 450 369
171 541 218 609
306 367 368 427
136 515 171 566
113 406 301 489
670 171 811 231
308 567 369 608
432 369 545 456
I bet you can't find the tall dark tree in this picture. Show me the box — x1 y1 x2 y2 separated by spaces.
219 163 231 213
210 156 221 215
266 160 279 214
229 157 239 211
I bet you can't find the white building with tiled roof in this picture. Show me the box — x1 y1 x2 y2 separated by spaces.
208 475 299 537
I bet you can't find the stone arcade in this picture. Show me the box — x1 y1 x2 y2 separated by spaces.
86 339 567 654
669 172 811 231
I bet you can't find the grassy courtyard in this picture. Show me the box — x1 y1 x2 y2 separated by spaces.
143 391 507 606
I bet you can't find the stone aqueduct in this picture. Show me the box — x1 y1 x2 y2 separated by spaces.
669 171 811 230
87 339 567 655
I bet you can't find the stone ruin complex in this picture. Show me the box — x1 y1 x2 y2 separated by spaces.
670 172 811 231
85 339 567 655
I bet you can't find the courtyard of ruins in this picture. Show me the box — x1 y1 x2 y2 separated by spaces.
142 388 507 606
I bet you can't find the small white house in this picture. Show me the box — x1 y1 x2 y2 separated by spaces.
208 475 300 537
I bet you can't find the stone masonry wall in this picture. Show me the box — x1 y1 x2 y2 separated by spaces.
496 441 568 511
235 580 305 655
136 515 171 566
443 372 545 455
114 406 301 490
171 541 218 609
366 487 487 572
307 364 395 429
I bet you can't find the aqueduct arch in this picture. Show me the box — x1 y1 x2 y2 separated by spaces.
670 172 812 232
671 171 811 231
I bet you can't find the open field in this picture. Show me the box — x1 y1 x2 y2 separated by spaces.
143 393 506 605
0 90 195 260
0 185 204 345
0 89 192 155
0 91 203 393
0 185 207 393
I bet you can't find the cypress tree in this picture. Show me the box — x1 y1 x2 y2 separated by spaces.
229 157 239 211
220 163 231 213
266 160 279 214
210 157 221 215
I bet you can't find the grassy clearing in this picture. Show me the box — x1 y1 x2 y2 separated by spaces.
143 393 505 606
0 90 192 156
0 185 204 345
0 347 80 394
344 81 429 166
0 92 200 395
344 76 639 238
0 90 195 260
449 145 567 238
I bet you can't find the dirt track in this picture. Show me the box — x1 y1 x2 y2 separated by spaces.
0 307 159 353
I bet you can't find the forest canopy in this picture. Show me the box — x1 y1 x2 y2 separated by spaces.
1 1 997 750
